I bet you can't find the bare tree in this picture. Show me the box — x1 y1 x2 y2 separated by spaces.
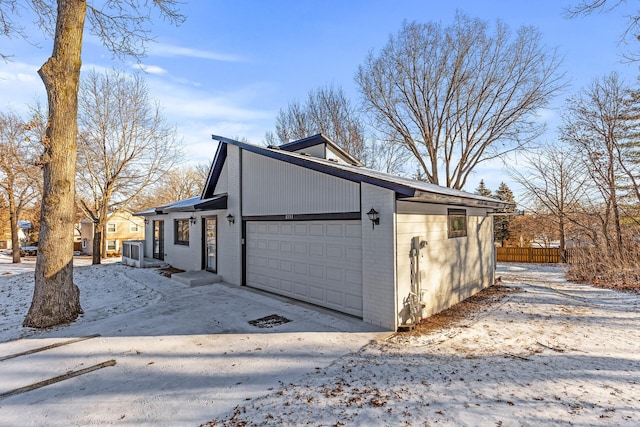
560 73 634 258
0 0 184 328
131 164 208 212
509 144 589 260
0 111 41 263
270 85 368 159
566 1 640 62
356 14 564 189
267 84 407 173
76 69 181 264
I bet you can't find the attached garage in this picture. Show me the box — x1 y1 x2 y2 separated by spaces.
246 220 363 317
138 133 513 331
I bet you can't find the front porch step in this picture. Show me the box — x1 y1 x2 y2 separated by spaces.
171 270 222 287
142 257 169 268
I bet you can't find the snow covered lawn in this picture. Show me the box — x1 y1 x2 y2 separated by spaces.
206 263 640 426
1 260 639 426
0 259 386 426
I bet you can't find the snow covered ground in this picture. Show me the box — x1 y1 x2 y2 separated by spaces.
0 258 639 426
0 257 387 426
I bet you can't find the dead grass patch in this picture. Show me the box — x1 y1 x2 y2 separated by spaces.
406 285 520 336
157 266 185 278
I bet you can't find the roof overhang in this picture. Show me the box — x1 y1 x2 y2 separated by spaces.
135 194 228 216
404 191 514 210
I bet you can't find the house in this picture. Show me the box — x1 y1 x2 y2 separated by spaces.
0 220 33 250
80 211 145 255
136 134 512 331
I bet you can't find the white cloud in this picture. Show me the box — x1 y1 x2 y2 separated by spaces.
132 63 168 74
0 61 45 113
148 43 246 63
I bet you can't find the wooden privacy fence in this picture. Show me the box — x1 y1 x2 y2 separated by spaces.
497 247 562 263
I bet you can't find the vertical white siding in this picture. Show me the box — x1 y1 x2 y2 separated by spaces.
395 201 494 325
217 144 242 286
361 183 397 330
242 151 360 216
214 159 229 195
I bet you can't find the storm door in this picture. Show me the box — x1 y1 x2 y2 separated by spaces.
203 217 217 273
153 220 164 260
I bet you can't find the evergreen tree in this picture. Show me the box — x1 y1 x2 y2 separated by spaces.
494 182 516 247
475 179 493 197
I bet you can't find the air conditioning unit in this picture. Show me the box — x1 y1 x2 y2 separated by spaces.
122 240 144 268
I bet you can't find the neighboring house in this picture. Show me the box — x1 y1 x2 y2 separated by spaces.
1 220 32 250
136 134 512 331
80 211 145 255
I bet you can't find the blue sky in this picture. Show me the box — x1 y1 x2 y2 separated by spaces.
0 0 638 195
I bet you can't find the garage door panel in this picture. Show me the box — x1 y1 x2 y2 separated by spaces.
294 282 308 296
309 224 324 235
309 243 324 257
281 280 293 293
247 220 363 317
308 286 324 302
325 245 343 259
309 264 324 278
345 294 363 311
326 267 343 282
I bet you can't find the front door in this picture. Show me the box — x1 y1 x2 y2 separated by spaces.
153 220 164 260
203 217 217 272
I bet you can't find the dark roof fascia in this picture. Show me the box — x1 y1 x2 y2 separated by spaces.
212 135 417 197
164 194 228 212
402 192 514 210
202 141 227 200
195 194 228 211
278 133 325 151
278 133 363 167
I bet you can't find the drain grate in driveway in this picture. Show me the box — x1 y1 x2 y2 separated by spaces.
248 314 291 328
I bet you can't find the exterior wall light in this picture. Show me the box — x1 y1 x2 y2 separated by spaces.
144 218 149 225
226 214 235 225
367 208 380 229
189 216 197 225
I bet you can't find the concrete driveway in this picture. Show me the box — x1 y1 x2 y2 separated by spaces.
0 264 389 426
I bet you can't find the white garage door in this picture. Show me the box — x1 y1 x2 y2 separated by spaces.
246 220 363 317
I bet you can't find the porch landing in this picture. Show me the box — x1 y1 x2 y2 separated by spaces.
171 270 223 287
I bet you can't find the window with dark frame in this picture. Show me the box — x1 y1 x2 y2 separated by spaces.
174 219 190 245
448 209 467 238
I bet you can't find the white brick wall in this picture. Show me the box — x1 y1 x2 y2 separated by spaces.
361 183 397 330
396 201 495 322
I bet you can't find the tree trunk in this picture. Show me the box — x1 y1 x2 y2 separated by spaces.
23 1 86 328
559 216 566 263
8 192 21 264
92 226 101 265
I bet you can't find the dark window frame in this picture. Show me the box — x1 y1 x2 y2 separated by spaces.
174 219 190 246
448 209 467 238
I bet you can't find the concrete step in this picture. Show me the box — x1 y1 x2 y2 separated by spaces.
171 270 223 287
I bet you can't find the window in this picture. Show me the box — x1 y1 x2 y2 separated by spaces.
106 222 116 233
130 223 140 232
106 240 117 251
448 209 467 238
174 219 190 245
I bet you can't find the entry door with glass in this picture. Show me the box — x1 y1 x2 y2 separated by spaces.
204 217 217 272
153 220 164 260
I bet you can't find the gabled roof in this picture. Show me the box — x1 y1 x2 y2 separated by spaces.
276 133 363 166
207 135 512 210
